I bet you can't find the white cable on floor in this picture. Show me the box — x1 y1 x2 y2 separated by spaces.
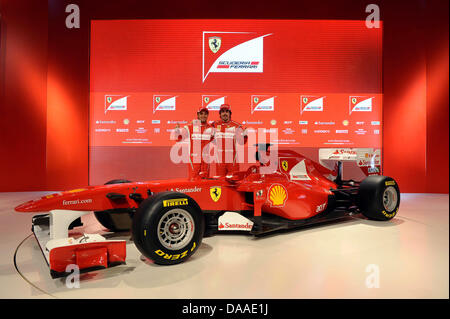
13 234 58 299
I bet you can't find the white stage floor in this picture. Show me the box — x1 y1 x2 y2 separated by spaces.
0 191 448 299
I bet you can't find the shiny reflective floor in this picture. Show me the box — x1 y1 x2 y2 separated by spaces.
0 192 448 299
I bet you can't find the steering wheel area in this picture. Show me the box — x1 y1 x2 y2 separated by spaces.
245 165 260 177
224 165 260 183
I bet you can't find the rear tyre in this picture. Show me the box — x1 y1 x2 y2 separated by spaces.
132 192 204 265
358 175 400 221
94 179 132 231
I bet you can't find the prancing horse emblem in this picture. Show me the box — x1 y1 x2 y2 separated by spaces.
282 160 289 172
209 37 221 53
210 186 222 202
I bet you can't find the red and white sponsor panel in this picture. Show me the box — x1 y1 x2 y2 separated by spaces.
319 148 382 176
218 212 254 231
91 92 382 148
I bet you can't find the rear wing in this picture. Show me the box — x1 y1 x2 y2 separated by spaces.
319 148 381 177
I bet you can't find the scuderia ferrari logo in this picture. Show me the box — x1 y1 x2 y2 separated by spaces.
210 186 222 202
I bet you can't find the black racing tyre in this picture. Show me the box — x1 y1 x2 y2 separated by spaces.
358 175 400 221
132 192 204 265
94 179 132 231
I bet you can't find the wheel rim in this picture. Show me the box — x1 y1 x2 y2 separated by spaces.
382 186 398 212
157 209 195 250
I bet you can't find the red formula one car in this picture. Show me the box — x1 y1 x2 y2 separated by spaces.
15 145 400 278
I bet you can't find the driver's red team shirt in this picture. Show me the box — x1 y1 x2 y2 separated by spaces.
177 121 214 163
212 119 247 164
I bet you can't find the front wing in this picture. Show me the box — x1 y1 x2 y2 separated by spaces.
32 212 126 278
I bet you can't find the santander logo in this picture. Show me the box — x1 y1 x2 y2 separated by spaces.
217 212 254 231
219 222 253 230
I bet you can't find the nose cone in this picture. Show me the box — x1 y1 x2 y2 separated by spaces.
15 200 37 212
14 192 60 212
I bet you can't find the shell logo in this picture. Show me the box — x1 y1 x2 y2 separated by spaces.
268 184 288 207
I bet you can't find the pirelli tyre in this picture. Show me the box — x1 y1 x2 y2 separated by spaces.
358 175 400 221
94 179 133 232
132 192 204 265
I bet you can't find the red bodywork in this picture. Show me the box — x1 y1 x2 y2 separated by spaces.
16 150 337 220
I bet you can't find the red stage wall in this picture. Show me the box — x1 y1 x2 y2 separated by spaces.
0 0 448 193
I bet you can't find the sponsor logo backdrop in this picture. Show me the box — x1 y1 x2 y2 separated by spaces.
90 19 382 182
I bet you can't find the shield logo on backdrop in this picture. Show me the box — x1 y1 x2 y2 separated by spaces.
210 186 222 202
351 97 357 104
204 97 210 104
281 160 289 172
155 97 161 103
209 37 221 53
107 96 112 104
303 97 308 104
253 97 259 104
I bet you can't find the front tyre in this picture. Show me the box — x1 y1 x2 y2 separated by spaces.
358 175 400 221
132 192 204 265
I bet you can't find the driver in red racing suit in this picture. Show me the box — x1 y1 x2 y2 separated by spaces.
175 107 214 179
212 104 247 176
